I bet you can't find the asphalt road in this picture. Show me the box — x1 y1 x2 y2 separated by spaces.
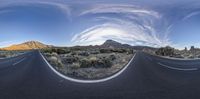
1 50 200 99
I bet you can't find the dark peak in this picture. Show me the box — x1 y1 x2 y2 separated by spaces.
102 39 132 48
103 39 121 44
105 39 116 42
103 40 121 45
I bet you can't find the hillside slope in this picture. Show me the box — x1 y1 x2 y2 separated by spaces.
1 41 51 50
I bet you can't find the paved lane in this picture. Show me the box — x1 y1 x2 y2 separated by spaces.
1 51 200 99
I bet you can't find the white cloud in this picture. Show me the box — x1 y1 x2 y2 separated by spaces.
36 1 71 17
72 4 170 47
72 22 170 47
72 24 129 45
80 4 161 18
0 1 71 19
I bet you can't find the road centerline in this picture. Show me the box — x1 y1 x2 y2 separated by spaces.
12 58 26 66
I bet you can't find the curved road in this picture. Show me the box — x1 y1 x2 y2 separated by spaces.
1 50 200 99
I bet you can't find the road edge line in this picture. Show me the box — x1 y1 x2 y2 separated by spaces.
145 52 200 61
157 62 198 71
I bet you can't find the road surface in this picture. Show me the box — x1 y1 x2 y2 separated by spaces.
1 50 200 99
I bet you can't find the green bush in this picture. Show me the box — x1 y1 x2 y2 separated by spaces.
109 54 116 60
100 48 112 53
90 50 100 54
56 48 71 54
127 49 133 54
112 49 126 53
100 48 131 53
79 59 92 68
61 56 79 64
71 63 80 69
43 48 53 54
48 56 64 68
78 51 89 56
79 57 113 68
71 51 77 55
43 48 71 54
57 62 64 68
98 57 112 68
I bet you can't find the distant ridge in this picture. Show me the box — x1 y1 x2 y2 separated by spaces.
1 41 52 50
102 39 132 48
0 39 157 51
101 39 157 51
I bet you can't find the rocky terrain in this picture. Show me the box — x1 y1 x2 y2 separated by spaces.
155 46 200 59
177 46 200 58
43 40 135 79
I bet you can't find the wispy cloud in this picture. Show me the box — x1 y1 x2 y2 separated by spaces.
182 11 200 21
72 4 170 47
80 4 161 18
0 10 13 14
0 1 71 20
34 1 71 18
72 23 130 45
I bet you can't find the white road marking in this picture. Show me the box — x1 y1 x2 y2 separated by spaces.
157 62 198 71
40 52 136 83
12 58 26 66
151 54 200 61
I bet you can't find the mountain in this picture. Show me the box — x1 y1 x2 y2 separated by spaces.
101 39 157 51
101 40 132 48
132 46 157 51
1 41 52 50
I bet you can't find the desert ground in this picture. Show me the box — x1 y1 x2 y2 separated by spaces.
42 47 134 79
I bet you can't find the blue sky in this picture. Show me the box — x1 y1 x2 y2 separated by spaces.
0 0 200 49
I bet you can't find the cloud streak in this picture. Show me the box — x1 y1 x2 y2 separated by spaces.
34 1 71 19
80 4 161 18
0 1 71 19
182 11 200 21
72 4 170 47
